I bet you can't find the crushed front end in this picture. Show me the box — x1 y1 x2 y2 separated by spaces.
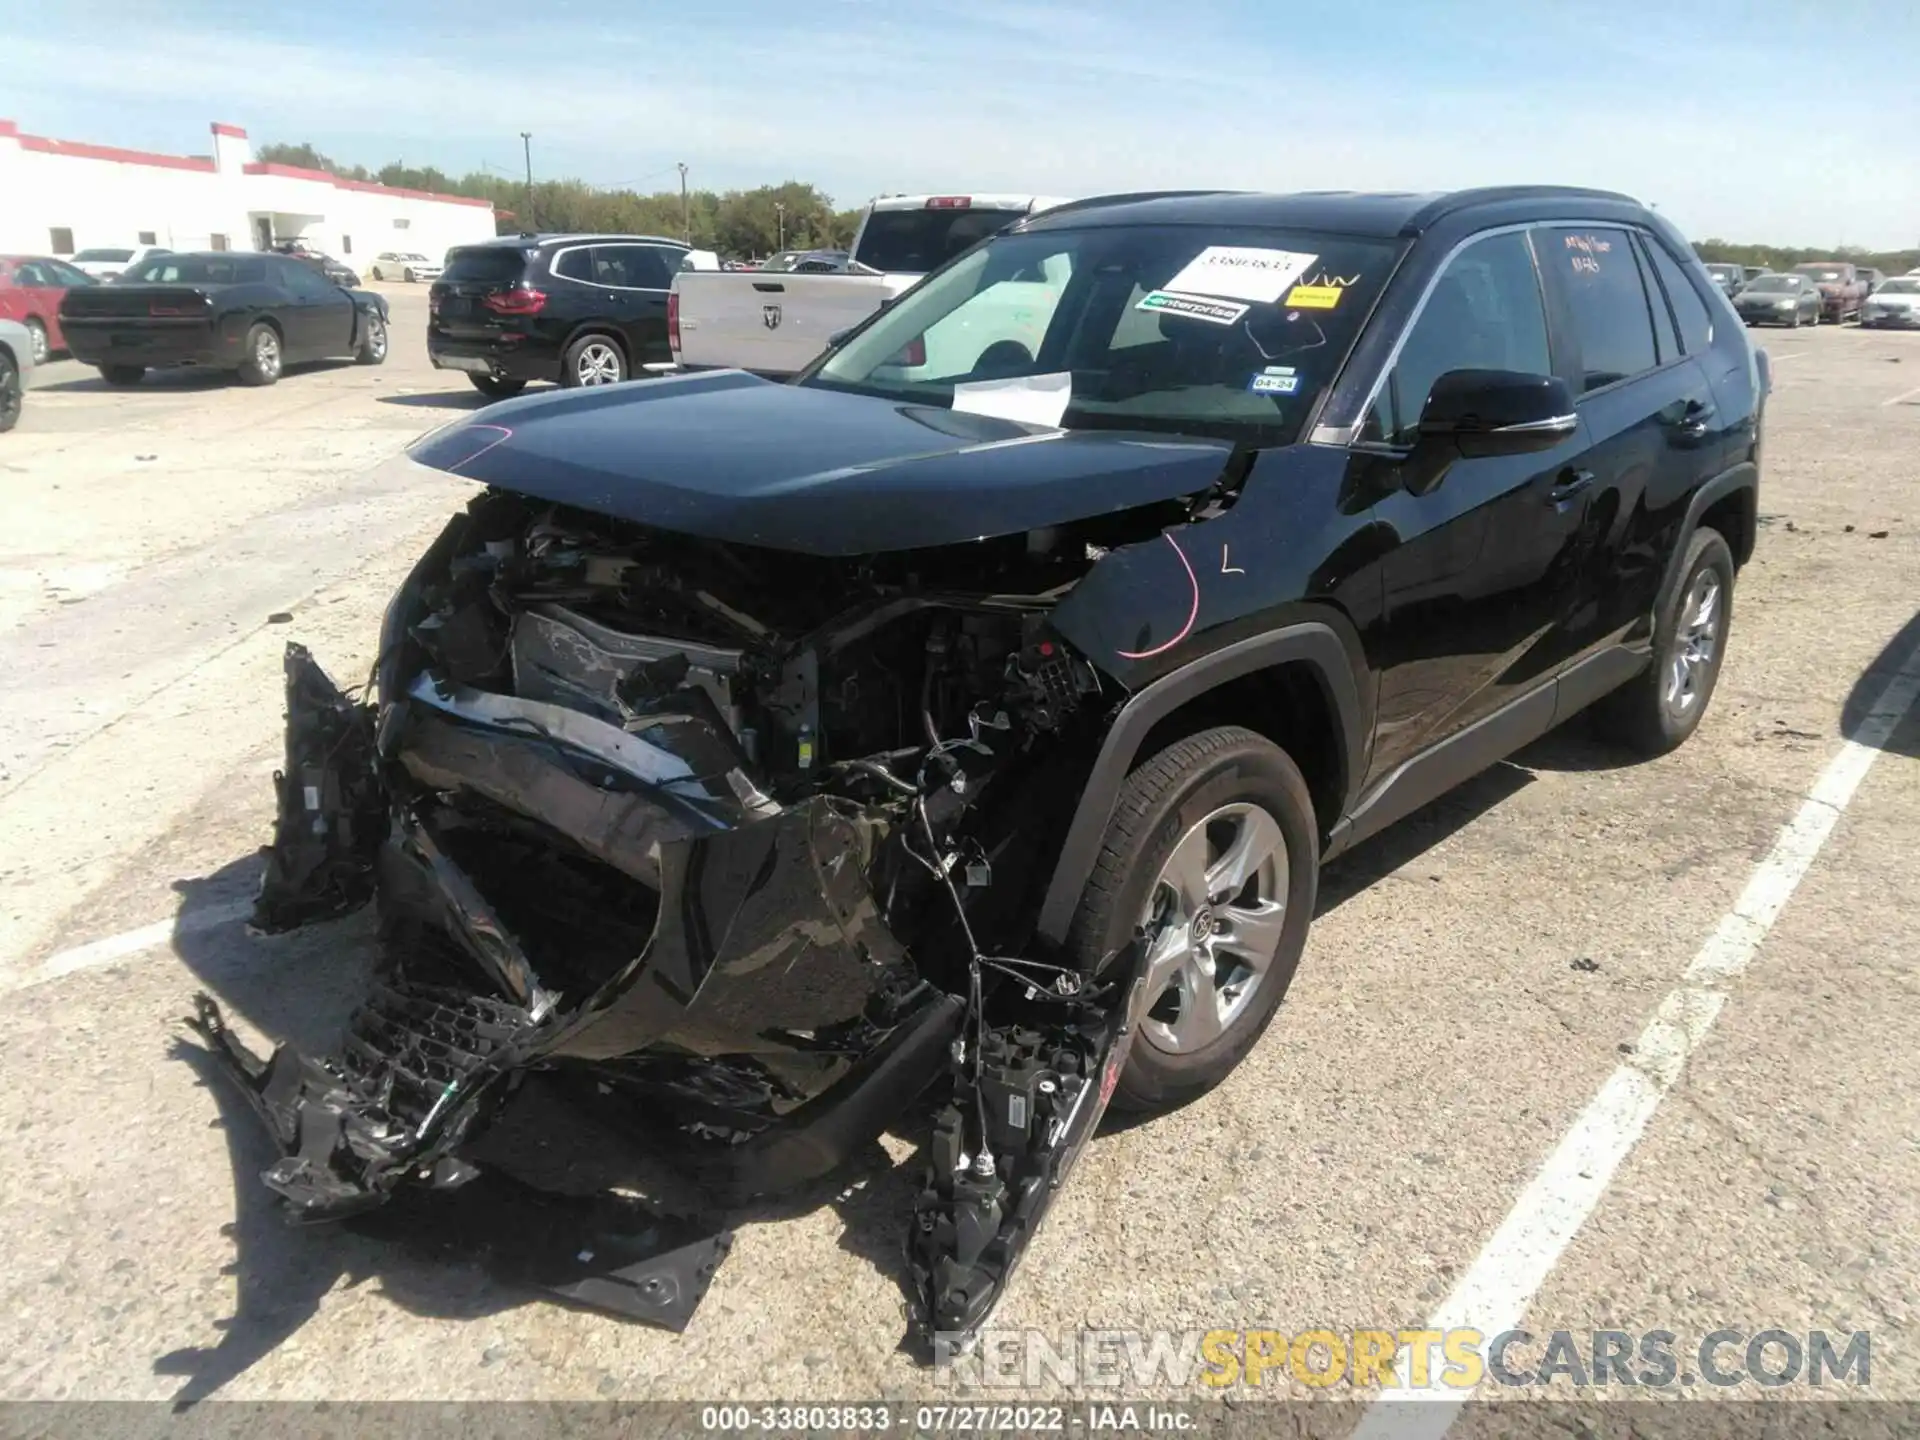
194 487 1157 1347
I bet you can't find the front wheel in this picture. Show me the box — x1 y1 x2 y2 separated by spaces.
1589 527 1735 756
562 333 626 387
403 268 416 283
100 364 145 387
1067 726 1319 1112
354 313 388 365
468 374 527 400
236 323 282 386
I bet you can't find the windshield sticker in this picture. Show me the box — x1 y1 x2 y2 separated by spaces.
1283 283 1343 310
950 371 1072 427
1564 233 1613 276
1136 290 1249 326
1161 247 1318 303
1248 370 1301 395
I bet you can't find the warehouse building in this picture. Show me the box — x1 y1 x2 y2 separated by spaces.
0 118 498 264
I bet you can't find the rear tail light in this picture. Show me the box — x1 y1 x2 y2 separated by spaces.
668 290 680 351
925 196 972 210
896 336 926 366
483 287 547 317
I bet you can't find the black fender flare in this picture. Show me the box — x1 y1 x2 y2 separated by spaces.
1652 460 1757 622
1034 622 1365 947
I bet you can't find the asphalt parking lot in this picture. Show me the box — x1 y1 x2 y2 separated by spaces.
1 296 1916 1408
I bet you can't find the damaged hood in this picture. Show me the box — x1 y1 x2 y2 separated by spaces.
407 370 1233 556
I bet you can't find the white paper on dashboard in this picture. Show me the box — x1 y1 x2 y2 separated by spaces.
950 371 1072 427
1162 246 1319 303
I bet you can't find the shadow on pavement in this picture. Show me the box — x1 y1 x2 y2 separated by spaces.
376 390 499 411
158 852 926 1403
37 360 356 395
1842 609 1920 759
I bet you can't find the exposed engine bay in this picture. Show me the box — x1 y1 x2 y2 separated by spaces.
192 487 1165 1349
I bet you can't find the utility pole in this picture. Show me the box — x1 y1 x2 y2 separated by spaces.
519 132 535 231
677 162 690 244
775 201 787 252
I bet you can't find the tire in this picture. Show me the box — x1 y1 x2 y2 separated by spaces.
236 322 282 386
0 351 20 433
1589 527 1735 757
1066 725 1319 1112
562 332 626 387
468 374 527 400
354 312 388 365
1808 307 1818 327
1789 310 1802 328
404 268 416 283
100 364 145 387
25 319 49 367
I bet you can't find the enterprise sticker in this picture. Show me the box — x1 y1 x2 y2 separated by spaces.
1136 289 1249 326
1284 283 1343 310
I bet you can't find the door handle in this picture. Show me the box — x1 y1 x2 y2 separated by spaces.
1548 468 1595 504
1675 399 1715 437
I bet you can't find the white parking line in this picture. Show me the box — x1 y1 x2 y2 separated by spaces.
1881 383 1920 407
9 899 253 993
1351 637 1920 1440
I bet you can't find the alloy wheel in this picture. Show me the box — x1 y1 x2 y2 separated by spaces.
256 329 281 379
367 317 388 360
576 341 623 385
27 320 49 367
1664 569 1723 718
1137 802 1289 1054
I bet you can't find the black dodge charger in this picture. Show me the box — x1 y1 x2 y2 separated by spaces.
59 250 389 387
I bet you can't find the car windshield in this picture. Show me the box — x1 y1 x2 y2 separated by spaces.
1707 265 1740 276
804 223 1399 446
74 248 134 263
1795 266 1845 281
1877 279 1920 294
125 255 266 284
1744 276 1797 292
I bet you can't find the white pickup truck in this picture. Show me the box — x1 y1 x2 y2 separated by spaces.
668 193 1071 377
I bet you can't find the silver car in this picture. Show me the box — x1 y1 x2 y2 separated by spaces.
1861 275 1920 330
0 315 35 433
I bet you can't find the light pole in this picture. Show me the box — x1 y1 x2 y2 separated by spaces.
775 201 787 252
519 132 535 230
677 162 690 244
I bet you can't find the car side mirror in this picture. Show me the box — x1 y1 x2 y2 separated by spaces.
1416 369 1578 461
827 327 853 349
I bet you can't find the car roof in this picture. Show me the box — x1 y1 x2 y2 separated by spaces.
455 233 691 250
1021 185 1648 239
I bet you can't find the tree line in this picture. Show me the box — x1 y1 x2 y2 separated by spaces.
1694 238 1918 277
256 142 864 259
261 145 1918 273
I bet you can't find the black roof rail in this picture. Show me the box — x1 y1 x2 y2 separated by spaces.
1400 185 1642 234
1028 189 1243 220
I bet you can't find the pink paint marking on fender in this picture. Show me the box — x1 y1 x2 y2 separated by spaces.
1115 532 1200 660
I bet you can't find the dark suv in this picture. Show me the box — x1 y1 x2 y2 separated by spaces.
205 187 1765 1352
427 232 691 397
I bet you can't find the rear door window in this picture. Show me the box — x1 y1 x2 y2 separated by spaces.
442 248 531 284
1542 227 1659 392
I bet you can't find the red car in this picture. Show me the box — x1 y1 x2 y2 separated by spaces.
0 255 98 365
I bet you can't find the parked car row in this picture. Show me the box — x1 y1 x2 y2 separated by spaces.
1709 257 1904 326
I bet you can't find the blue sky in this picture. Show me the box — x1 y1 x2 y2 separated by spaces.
2 0 1915 248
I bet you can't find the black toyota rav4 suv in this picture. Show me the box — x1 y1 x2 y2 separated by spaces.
427 232 692 397
201 187 1766 1350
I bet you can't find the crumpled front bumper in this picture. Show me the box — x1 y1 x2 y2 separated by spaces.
193 641 1141 1349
